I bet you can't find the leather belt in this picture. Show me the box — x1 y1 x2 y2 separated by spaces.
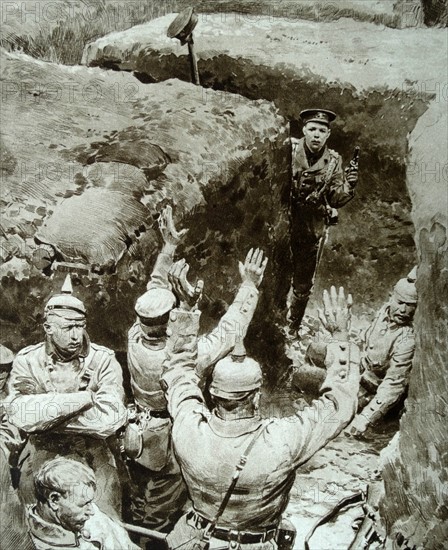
137 405 170 419
149 409 170 419
186 510 278 544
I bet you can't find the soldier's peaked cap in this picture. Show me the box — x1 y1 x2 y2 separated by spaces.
300 109 337 126
393 266 418 304
167 7 198 44
210 342 263 399
135 288 177 320
45 274 86 318
0 344 14 367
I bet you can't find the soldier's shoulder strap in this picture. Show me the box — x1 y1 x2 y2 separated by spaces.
327 148 341 160
90 342 115 356
204 419 274 541
79 343 115 390
16 342 43 357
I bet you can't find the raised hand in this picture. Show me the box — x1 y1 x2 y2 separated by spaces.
318 285 353 339
238 248 268 289
168 259 204 310
158 205 188 247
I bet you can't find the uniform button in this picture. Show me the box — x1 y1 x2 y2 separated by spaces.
166 328 172 337
339 371 347 379
339 343 347 351
170 312 177 322
339 358 347 365
81 529 91 540
369 344 374 349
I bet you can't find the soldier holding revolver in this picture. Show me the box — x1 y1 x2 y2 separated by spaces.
289 109 359 331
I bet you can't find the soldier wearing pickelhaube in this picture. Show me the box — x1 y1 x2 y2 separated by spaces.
302 269 418 438
161 261 360 550
5 276 127 519
289 108 358 331
345 267 417 437
0 344 33 550
125 206 266 536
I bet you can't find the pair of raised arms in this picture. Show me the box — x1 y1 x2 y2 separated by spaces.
159 206 353 331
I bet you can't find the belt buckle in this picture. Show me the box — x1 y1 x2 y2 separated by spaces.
228 529 239 543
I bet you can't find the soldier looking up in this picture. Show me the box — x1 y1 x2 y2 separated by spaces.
160 259 360 550
345 267 417 437
289 109 358 331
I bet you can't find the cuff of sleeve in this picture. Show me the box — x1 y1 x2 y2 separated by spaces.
235 283 259 312
167 309 201 337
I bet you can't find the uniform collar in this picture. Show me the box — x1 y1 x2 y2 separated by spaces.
27 505 79 547
45 333 90 362
27 504 103 548
296 138 329 170
140 334 167 350
208 411 262 438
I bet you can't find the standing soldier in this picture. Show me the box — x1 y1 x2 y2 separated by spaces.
1 345 33 550
160 260 360 550
289 109 358 331
5 276 127 519
125 206 266 538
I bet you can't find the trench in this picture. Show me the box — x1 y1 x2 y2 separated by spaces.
1 17 442 548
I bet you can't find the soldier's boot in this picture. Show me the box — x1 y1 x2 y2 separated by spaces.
288 292 310 333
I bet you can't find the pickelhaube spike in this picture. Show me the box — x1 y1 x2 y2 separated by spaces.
407 266 418 283
45 274 86 318
61 274 74 294
231 340 246 363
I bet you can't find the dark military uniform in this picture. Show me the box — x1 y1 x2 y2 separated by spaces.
289 137 355 327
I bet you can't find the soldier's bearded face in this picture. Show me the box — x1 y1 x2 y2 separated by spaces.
389 294 416 325
55 484 95 532
303 122 331 153
45 315 86 355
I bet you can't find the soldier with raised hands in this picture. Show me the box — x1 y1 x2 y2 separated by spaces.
125 204 267 536
305 270 417 438
160 261 360 550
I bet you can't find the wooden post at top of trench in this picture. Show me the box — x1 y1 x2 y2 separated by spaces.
167 7 200 86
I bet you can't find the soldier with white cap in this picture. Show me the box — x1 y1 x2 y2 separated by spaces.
5 275 127 519
160 261 360 550
125 206 266 536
